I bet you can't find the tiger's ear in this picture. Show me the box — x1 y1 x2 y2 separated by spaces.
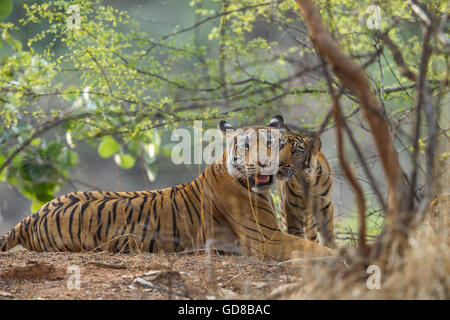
219 120 235 136
307 136 322 152
268 115 291 134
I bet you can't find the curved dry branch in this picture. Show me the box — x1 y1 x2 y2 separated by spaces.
293 0 439 267
294 0 407 221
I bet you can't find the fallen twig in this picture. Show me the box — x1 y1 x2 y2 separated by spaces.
87 261 127 270
133 277 192 299
276 256 336 266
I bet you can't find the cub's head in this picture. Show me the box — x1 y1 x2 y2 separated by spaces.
266 115 322 181
219 118 285 193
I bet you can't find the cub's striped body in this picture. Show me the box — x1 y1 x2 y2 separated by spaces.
0 119 334 260
271 116 336 248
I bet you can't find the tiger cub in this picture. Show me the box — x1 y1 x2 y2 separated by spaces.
270 115 336 248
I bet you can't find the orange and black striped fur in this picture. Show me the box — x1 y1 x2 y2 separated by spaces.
272 116 336 248
0 118 333 260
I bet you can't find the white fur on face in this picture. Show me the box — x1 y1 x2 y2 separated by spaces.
224 128 282 192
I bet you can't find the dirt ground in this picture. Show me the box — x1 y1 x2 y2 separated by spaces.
0 248 315 300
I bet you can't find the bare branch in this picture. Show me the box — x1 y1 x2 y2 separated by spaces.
320 56 367 253
294 0 407 221
373 31 417 82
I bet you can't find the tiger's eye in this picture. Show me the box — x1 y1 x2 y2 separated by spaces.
279 138 288 149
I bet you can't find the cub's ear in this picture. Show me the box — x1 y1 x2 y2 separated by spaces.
307 136 322 152
268 115 284 128
268 115 291 134
219 120 235 136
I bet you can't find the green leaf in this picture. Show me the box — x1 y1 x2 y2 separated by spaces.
46 142 63 158
31 183 56 202
30 138 41 147
31 198 46 213
6 165 18 186
0 0 12 20
62 149 79 167
114 153 135 169
68 150 79 166
128 140 140 155
98 136 120 158
0 154 5 180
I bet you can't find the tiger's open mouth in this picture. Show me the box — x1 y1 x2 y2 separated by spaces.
249 174 273 187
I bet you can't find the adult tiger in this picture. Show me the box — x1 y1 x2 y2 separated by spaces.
271 115 336 248
0 118 333 260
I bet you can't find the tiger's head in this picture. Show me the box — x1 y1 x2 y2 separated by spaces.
219 118 286 193
266 115 322 181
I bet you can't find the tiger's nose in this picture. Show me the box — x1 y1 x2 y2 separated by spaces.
257 159 270 167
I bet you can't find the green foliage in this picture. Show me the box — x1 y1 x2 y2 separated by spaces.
0 0 12 20
0 138 78 212
97 136 120 158
114 153 135 169
0 0 447 215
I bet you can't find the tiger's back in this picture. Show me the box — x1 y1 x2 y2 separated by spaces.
0 177 234 253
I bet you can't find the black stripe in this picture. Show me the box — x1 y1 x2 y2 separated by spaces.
43 201 64 250
141 193 156 245
182 189 201 222
322 175 331 186
178 188 195 226
111 199 119 224
287 200 305 210
105 209 112 239
159 195 164 210
55 212 67 249
42 215 55 249
193 179 202 196
78 203 88 250
188 183 201 203
314 164 323 186
23 218 34 250
80 201 91 215
97 200 106 225
149 217 161 253
210 201 275 243
286 183 303 199
33 214 45 251
94 223 101 249
320 184 332 197
125 199 135 225
170 188 181 251
321 201 332 211
210 165 218 182
68 205 78 248
137 194 148 223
